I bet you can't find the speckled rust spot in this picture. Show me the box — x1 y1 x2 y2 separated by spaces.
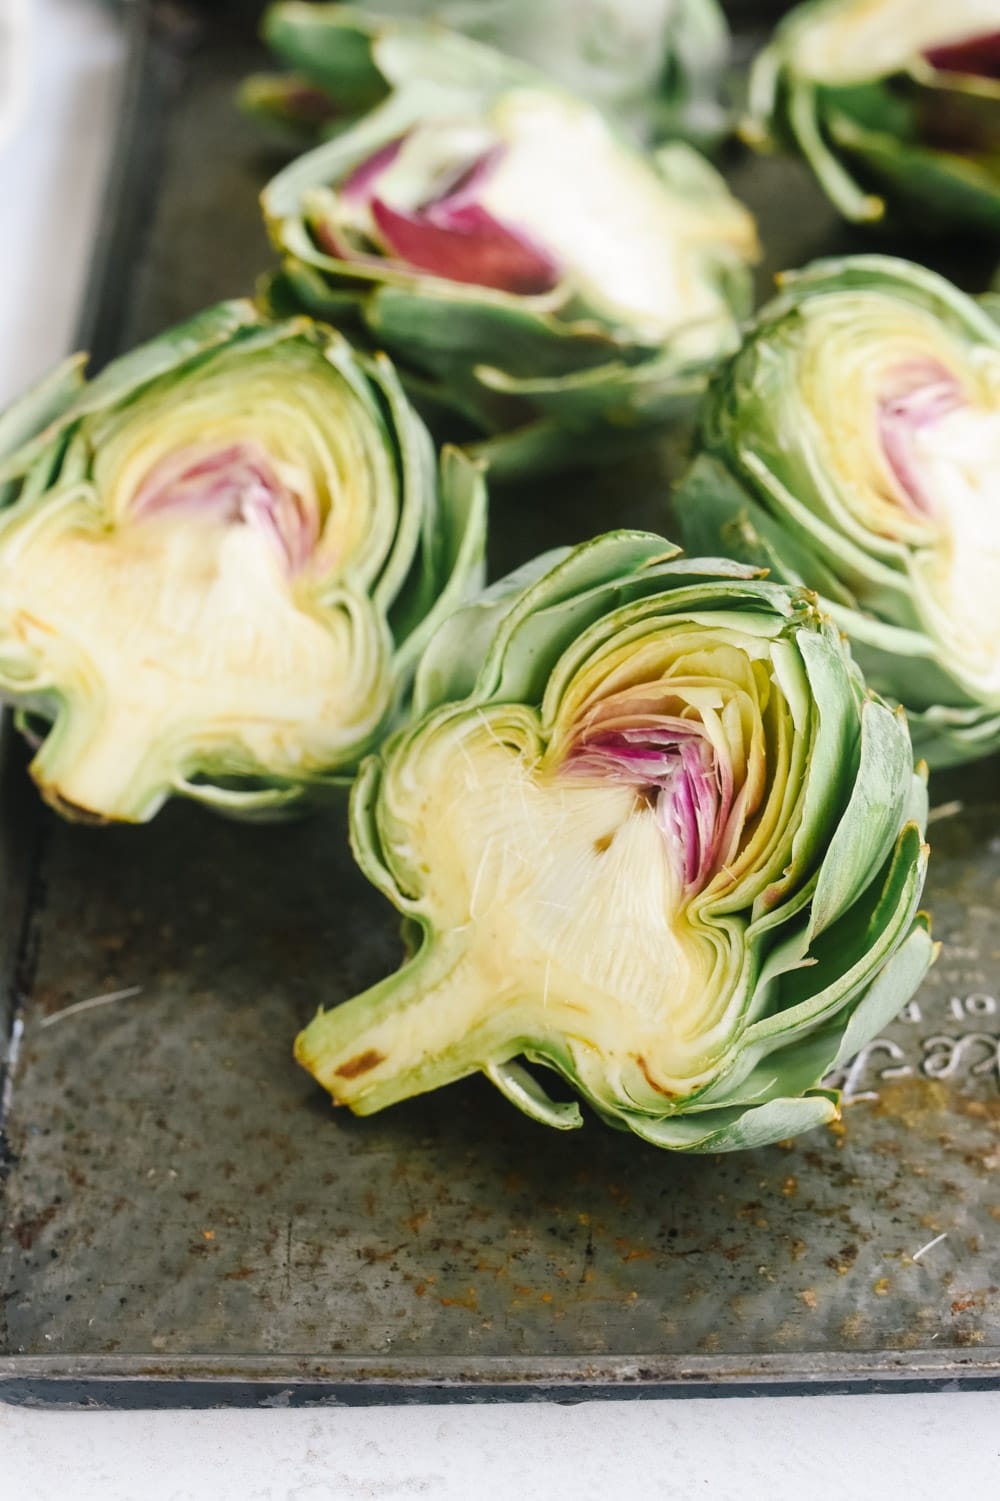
440 1287 478 1311
636 1056 676 1098
334 1049 385 1079
12 1206 57 1251
871 1077 952 1127
957 1096 1000 1123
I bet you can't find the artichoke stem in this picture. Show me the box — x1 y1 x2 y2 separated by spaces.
30 703 173 824
295 935 506 1115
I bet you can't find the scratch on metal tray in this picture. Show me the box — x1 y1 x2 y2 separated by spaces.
39 985 144 1028
911 1232 948 1262
1 1015 24 1118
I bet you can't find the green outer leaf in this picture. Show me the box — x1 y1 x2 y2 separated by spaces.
0 357 88 509
0 302 267 485
807 698 912 939
363 283 622 385
828 107 1000 234
418 531 682 714
0 356 86 463
390 444 488 679
484 1061 583 1131
789 75 884 221
617 1093 839 1153
830 914 934 1068
412 546 569 714
262 3 389 110
907 701 1000 768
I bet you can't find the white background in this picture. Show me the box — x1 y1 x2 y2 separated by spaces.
0 2 997 1496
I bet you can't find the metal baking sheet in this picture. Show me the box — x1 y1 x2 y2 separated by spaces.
1 2 999 1408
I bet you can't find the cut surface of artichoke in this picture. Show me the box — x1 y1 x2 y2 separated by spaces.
784 0 1000 84
0 303 487 821
788 287 1000 695
0 346 393 818
337 90 755 345
297 533 932 1151
676 255 1000 766
371 623 794 1100
259 7 757 475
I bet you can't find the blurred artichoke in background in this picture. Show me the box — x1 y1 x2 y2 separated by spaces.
243 0 730 147
0 301 486 822
677 254 1000 767
258 7 758 475
746 0 1000 234
297 532 932 1152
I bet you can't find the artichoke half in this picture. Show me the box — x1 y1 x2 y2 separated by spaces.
243 0 730 148
747 0 1000 234
677 254 1000 768
0 301 486 822
258 7 758 476
296 532 932 1153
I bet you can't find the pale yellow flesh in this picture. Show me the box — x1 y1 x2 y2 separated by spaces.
0 504 386 817
382 725 726 1103
794 289 1000 696
908 404 1000 692
786 0 1000 84
368 624 793 1105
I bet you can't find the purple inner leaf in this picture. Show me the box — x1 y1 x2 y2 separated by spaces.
924 30 1000 80
564 723 731 892
131 441 320 574
327 133 561 295
878 360 964 521
370 198 560 294
341 139 405 203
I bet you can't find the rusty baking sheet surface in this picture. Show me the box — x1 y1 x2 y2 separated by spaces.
0 6 998 1407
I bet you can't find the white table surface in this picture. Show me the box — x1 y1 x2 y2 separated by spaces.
0 4 998 1496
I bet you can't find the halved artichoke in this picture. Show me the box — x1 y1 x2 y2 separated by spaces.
296 532 932 1152
747 0 1000 233
258 7 758 475
242 0 730 147
0 301 486 822
677 254 1000 768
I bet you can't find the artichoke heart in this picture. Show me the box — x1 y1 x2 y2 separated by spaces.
297 532 932 1152
677 254 1000 767
257 5 757 475
0 301 486 822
